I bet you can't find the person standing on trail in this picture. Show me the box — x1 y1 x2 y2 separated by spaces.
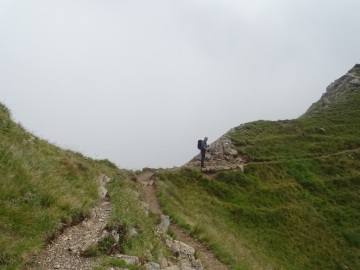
200 137 209 168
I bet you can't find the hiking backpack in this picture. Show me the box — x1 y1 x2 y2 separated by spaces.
197 139 202 150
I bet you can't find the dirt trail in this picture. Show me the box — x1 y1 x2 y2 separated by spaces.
29 171 230 270
29 197 112 270
138 171 230 270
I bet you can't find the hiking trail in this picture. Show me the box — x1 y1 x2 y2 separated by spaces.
29 175 112 270
137 171 230 270
29 171 230 270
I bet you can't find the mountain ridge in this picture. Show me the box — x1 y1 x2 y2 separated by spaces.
185 64 360 171
1 64 359 269
158 64 360 269
305 64 360 116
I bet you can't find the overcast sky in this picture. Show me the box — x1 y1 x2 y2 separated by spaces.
1 0 359 169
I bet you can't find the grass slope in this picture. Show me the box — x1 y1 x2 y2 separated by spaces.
0 104 168 269
157 71 360 269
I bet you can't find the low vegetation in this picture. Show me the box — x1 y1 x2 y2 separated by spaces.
157 81 360 269
94 258 140 270
106 174 171 261
0 104 167 269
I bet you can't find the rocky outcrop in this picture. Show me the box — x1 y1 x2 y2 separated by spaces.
305 64 360 115
107 214 203 270
185 130 245 172
163 236 202 270
157 215 203 270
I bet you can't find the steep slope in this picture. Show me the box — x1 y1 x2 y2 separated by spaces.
0 104 124 269
0 103 226 270
157 65 360 269
305 64 360 116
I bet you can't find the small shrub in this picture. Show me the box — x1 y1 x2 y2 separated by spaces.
82 244 100 257
98 235 117 255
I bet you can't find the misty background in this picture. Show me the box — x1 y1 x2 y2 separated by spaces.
1 0 359 169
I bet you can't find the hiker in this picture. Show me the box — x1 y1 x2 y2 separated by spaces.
200 137 208 168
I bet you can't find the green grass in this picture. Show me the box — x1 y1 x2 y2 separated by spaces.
157 155 360 269
157 78 360 269
230 89 360 163
0 104 169 269
106 175 172 262
95 258 141 270
0 104 124 269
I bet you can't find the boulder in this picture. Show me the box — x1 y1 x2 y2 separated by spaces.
350 78 360 86
145 262 160 270
156 215 170 233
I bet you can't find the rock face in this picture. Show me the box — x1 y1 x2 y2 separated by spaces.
305 64 360 115
185 131 245 172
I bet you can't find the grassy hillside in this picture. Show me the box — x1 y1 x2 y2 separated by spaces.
2 66 359 270
157 67 360 269
0 104 167 269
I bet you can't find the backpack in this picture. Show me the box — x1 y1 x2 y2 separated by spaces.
197 139 202 150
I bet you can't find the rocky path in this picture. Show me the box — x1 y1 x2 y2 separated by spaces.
30 198 111 270
29 175 112 270
138 171 230 270
30 172 230 270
